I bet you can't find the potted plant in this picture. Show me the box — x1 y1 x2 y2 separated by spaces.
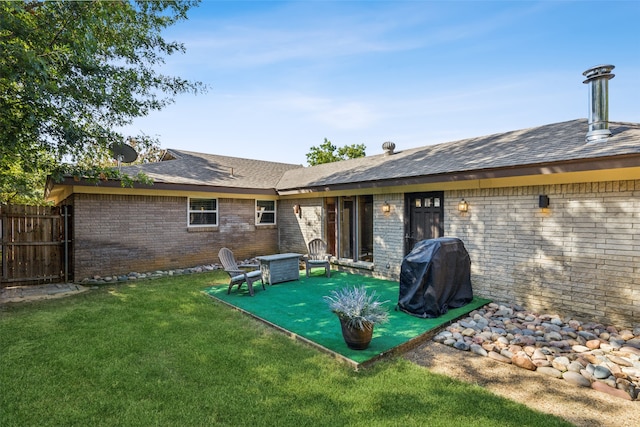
324 285 389 350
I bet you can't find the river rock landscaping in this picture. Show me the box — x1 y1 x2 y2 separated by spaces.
79 263 222 284
78 258 270 284
433 302 640 401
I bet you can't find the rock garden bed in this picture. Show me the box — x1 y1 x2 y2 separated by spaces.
434 302 640 401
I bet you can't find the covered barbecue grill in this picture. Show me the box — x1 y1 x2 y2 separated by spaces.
398 237 473 318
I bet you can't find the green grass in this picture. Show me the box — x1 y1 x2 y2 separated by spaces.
0 272 572 426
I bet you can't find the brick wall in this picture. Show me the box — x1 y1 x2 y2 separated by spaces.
366 181 638 328
372 194 405 279
278 198 324 255
70 194 279 279
67 179 639 328
446 180 639 329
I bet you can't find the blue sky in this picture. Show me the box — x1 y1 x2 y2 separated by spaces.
122 0 640 165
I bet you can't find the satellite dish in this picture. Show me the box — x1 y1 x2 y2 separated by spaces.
110 143 138 169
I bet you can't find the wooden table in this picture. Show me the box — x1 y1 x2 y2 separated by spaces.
257 253 302 285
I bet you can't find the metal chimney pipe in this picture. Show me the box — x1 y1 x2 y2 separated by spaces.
582 64 615 143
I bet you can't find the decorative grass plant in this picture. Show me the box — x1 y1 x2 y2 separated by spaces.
324 285 390 331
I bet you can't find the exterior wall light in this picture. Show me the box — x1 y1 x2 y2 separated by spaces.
293 204 300 215
457 199 468 212
382 201 391 213
539 195 549 209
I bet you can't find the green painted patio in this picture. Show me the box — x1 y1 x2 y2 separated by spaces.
203 271 490 369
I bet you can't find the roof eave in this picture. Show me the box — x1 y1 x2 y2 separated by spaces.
55 176 279 196
276 154 640 195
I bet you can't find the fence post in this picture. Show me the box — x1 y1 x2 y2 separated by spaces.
63 205 70 283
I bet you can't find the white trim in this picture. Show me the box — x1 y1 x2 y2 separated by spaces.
255 199 276 225
188 197 218 227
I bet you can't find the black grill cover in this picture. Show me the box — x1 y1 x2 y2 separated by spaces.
398 237 473 318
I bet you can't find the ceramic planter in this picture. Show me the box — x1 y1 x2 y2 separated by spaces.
339 317 374 350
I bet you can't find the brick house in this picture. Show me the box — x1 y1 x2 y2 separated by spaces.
46 66 640 328
46 152 303 279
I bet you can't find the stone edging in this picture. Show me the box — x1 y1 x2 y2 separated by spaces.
78 263 227 284
434 302 640 401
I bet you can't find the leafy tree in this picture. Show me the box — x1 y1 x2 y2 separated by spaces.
0 0 204 204
306 138 366 166
73 134 164 170
0 149 55 205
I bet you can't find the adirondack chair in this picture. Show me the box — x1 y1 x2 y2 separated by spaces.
218 248 264 296
305 238 331 278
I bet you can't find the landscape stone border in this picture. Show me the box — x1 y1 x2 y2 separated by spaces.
79 263 223 284
78 259 265 285
434 302 640 401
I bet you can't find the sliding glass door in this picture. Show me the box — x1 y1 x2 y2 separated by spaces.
334 195 373 262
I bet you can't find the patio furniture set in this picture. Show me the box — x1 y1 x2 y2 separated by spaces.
218 238 331 296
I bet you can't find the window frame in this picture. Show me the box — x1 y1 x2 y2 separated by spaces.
187 197 218 227
255 199 277 225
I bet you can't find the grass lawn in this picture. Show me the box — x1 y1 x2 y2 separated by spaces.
0 271 572 426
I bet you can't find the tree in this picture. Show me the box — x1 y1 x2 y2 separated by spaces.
0 148 55 204
0 1 204 204
306 138 366 166
72 134 164 170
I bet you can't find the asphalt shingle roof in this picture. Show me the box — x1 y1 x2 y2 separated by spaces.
119 119 639 193
275 119 640 191
123 149 303 190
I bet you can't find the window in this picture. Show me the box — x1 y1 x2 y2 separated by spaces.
256 200 276 225
188 198 217 227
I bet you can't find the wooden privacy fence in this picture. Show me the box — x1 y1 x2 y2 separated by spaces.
1 204 71 287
